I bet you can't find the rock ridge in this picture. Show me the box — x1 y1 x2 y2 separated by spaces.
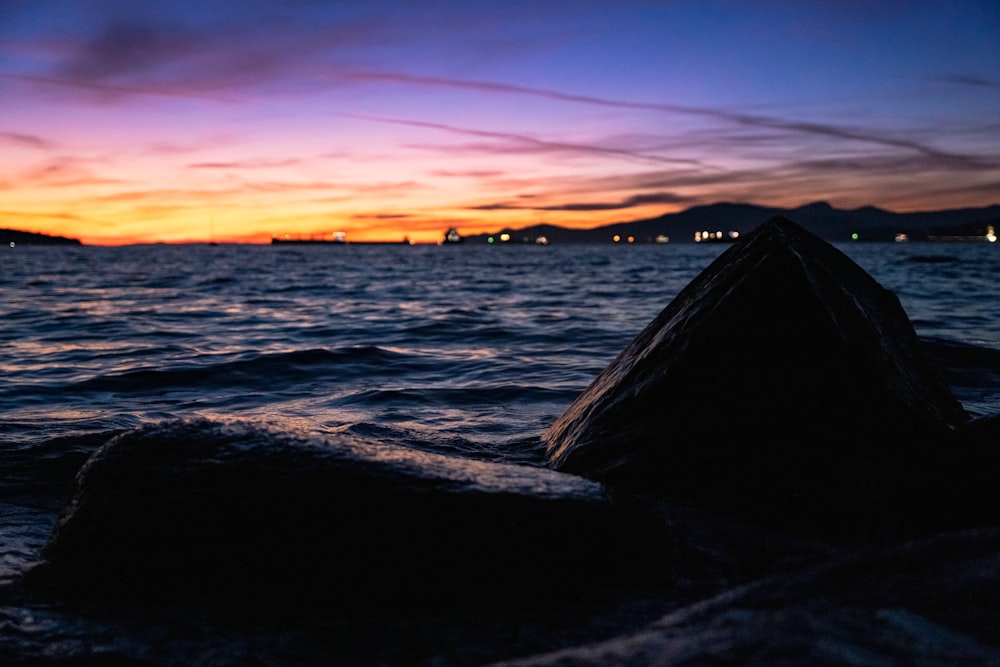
544 216 968 528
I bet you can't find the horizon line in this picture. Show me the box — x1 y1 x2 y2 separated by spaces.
4 198 999 246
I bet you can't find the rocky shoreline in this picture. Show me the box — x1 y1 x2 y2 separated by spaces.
15 217 1000 665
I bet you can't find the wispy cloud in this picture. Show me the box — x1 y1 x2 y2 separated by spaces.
881 179 1000 209
0 208 87 222
61 21 209 81
334 112 709 168
145 137 241 155
351 212 415 220
188 158 303 170
472 191 690 212
338 69 988 169
728 115 989 168
21 157 122 187
10 14 990 172
0 71 233 102
96 188 244 203
429 169 507 179
0 131 55 149
5 10 412 102
937 74 1000 89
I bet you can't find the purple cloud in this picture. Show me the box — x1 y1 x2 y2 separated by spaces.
352 213 414 220
472 191 691 212
16 6 478 103
0 131 55 149
338 70 988 169
188 158 303 170
429 169 507 179
0 71 232 102
10 7 991 175
937 74 1000 89
335 112 708 167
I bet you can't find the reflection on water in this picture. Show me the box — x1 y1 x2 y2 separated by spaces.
838 242 1000 348
2 242 999 447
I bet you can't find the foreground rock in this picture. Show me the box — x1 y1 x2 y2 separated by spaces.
498 527 1000 666
31 419 666 609
545 217 970 531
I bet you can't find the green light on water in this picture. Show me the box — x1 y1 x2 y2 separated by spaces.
487 237 494 244
851 232 859 240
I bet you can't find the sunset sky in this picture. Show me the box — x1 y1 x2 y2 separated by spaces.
2 1 998 244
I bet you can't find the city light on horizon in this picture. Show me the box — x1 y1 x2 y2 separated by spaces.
2 1 998 245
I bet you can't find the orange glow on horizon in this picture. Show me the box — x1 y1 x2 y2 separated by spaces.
2 185 692 245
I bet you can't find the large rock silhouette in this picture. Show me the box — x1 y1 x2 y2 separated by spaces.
544 217 967 529
33 419 666 609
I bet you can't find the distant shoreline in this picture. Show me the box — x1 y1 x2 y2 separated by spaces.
1 228 82 246
270 238 412 246
5 200 999 246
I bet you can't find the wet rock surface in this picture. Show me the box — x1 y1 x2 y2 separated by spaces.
545 217 973 531
30 419 669 610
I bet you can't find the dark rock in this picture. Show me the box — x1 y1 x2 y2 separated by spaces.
498 528 1000 666
544 217 968 530
29 419 668 610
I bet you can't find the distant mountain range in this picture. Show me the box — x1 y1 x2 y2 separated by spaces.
4 201 1000 247
464 201 1000 244
1 228 82 246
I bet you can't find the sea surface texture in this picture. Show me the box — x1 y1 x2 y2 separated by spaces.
2 241 1000 664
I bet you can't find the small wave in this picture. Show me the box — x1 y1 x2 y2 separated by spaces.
68 345 424 394
923 337 1000 386
335 419 549 466
335 384 579 407
399 320 512 342
903 254 961 264
922 337 1000 418
0 430 122 508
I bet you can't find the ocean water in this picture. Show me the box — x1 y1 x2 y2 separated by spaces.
2 240 1000 664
